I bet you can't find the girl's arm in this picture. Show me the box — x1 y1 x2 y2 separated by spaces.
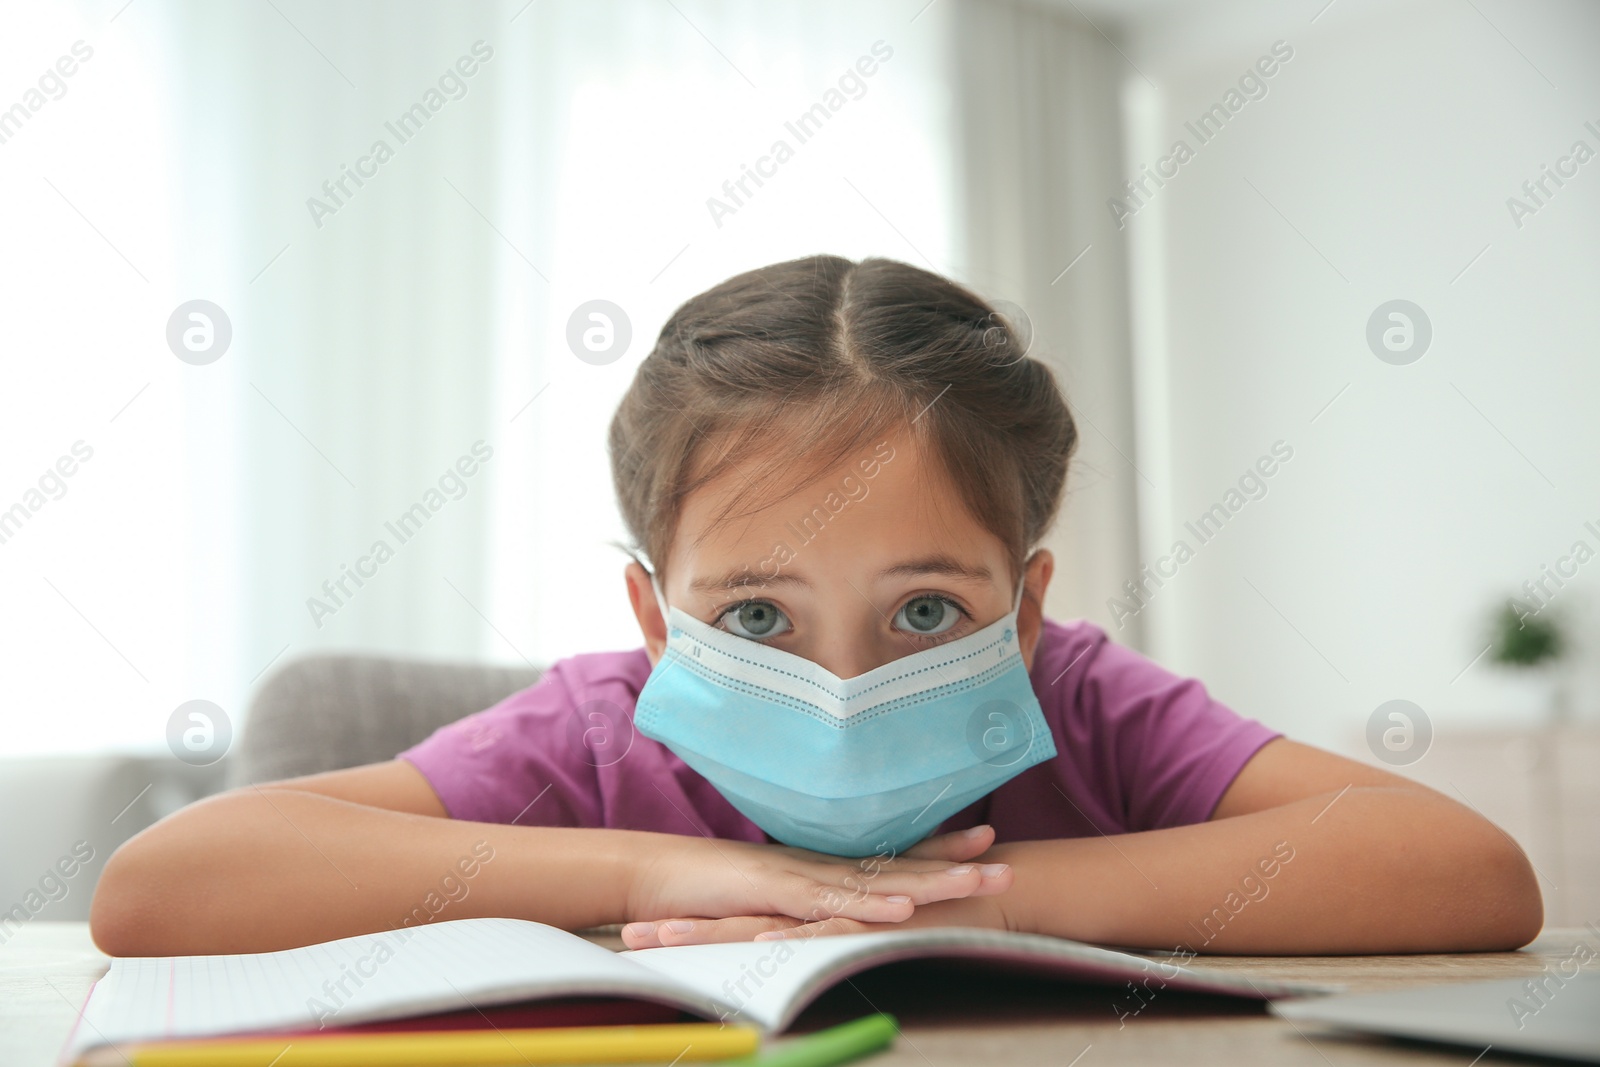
987 738 1542 953
89 760 1005 955
624 739 1543 953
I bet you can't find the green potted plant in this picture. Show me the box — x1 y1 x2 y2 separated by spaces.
1486 599 1567 722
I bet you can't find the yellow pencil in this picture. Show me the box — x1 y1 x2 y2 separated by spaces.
77 1021 762 1067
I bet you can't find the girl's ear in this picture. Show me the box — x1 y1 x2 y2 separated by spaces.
624 561 668 664
1018 549 1054 672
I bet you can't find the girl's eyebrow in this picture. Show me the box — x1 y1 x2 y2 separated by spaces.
879 555 993 584
690 569 806 594
689 554 992 595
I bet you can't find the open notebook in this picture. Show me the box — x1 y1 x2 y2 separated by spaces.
64 917 1329 1061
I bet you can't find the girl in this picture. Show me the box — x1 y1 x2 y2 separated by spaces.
91 255 1541 957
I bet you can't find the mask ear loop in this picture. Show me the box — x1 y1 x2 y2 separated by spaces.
649 571 671 622
1010 554 1037 615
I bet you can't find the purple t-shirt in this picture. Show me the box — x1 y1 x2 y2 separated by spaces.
398 618 1279 843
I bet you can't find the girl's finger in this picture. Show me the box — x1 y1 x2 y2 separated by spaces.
755 915 872 941
802 860 1011 909
899 824 995 862
649 915 805 946
620 920 669 949
966 861 1015 896
781 879 918 924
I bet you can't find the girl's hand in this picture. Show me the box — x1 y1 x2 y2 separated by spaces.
622 824 1013 949
623 893 1010 948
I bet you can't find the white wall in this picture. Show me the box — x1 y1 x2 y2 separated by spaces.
1118 0 1600 751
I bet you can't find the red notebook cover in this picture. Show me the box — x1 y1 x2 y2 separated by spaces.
327 997 686 1033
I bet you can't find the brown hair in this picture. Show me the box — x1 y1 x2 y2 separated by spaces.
607 255 1077 583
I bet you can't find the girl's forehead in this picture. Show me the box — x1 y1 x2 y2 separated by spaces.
670 435 1007 587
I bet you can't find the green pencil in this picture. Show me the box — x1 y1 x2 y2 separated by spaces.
726 1014 899 1067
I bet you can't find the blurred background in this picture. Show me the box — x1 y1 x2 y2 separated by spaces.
2 0 1596 927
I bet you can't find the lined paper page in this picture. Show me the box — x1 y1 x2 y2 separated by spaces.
625 926 1334 1032
66 918 718 1061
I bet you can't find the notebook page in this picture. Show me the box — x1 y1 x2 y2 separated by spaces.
624 926 1333 1032
65 918 721 1061
623 930 913 1031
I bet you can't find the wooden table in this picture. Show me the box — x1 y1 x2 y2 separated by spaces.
4 922 1592 1066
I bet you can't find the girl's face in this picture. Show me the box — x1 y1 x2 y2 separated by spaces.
625 431 1054 678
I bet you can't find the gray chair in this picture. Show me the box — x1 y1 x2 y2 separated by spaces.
0 755 227 920
228 653 542 787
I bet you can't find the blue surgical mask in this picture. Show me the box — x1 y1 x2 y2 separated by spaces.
634 579 1056 857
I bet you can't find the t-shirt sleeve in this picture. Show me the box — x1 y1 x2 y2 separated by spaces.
1052 623 1281 833
396 661 603 827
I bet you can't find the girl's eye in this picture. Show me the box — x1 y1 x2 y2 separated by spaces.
720 600 791 640
894 595 961 636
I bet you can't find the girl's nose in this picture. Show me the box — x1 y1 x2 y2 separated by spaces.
811 632 893 680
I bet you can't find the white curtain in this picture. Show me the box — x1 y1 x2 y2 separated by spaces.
950 1 1143 644
0 2 209 755
210 0 967 711
1 0 1133 756
473 1 971 666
